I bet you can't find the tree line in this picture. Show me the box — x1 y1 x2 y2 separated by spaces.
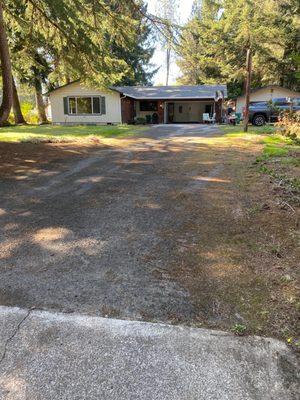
0 0 298 127
177 0 300 98
0 0 159 126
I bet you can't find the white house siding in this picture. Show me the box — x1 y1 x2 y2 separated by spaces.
49 82 122 124
236 86 300 114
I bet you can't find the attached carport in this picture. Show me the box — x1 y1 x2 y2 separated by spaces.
164 100 215 123
113 84 227 124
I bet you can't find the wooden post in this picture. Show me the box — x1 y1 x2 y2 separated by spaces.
243 48 252 132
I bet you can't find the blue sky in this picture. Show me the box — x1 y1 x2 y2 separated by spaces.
146 0 194 85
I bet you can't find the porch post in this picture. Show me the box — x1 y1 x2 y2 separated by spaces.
215 99 222 123
163 102 167 124
158 100 164 123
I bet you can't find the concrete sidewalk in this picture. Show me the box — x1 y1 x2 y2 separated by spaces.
0 307 299 400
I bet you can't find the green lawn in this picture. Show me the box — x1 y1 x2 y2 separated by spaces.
220 123 276 137
221 123 300 200
220 124 295 155
0 124 143 143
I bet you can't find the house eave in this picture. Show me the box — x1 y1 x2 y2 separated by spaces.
236 85 300 99
120 96 224 101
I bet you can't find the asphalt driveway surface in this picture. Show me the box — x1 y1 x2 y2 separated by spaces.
1 124 299 399
0 124 221 321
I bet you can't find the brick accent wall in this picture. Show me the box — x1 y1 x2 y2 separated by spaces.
121 97 135 123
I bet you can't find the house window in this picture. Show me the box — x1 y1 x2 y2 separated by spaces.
77 97 92 114
67 96 104 114
93 97 101 114
140 101 158 111
69 97 77 114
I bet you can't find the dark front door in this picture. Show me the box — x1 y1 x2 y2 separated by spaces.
167 103 174 123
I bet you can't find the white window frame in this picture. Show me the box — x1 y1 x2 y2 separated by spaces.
67 96 102 115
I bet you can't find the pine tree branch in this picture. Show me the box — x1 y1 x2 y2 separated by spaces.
27 0 79 49
128 0 181 52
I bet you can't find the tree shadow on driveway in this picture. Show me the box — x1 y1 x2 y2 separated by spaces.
0 130 299 341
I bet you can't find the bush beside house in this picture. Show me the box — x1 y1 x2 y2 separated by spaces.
276 111 300 141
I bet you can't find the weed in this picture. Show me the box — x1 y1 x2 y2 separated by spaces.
232 323 247 336
254 154 269 163
281 157 300 167
280 274 293 283
286 337 300 349
270 243 283 258
258 165 272 174
247 204 261 216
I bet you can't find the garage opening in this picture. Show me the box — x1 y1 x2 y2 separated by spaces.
165 101 215 123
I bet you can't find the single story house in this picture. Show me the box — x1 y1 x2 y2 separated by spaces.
47 81 227 125
235 85 300 114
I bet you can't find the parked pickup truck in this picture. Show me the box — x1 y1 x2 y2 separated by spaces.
245 97 300 126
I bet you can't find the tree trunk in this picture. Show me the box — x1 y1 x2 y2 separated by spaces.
12 78 26 124
0 1 13 125
243 48 252 133
166 47 170 86
34 79 48 124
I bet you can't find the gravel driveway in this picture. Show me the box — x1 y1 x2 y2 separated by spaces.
0 124 224 322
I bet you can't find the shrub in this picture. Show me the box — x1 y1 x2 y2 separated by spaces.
275 110 300 141
8 101 38 125
22 101 39 124
25 108 40 124
134 117 147 125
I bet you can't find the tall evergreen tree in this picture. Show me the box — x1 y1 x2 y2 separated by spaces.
0 1 13 125
275 0 300 90
1 0 156 124
177 0 300 97
177 0 223 85
104 0 156 86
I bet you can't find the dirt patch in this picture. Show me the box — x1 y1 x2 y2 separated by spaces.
0 141 106 179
